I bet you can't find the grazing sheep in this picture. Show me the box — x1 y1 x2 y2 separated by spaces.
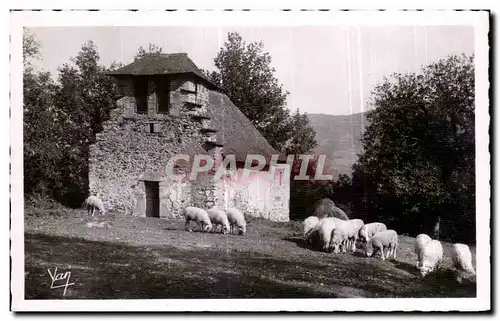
316 218 337 252
365 229 398 261
207 208 231 234
85 195 106 217
183 206 213 233
303 216 320 243
226 208 247 235
312 198 349 220
451 243 476 283
347 219 364 251
359 222 387 243
418 239 443 277
329 218 359 253
414 234 432 268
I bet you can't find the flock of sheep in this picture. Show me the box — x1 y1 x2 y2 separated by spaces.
85 195 476 282
302 199 476 281
183 206 247 235
84 195 246 235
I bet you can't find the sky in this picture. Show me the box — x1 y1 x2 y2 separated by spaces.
30 26 474 115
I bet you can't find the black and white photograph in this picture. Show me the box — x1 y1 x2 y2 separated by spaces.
9 9 490 312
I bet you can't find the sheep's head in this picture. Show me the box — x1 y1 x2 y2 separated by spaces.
330 233 343 253
365 240 374 257
419 265 432 277
204 223 213 232
238 226 246 235
322 240 330 252
222 221 230 234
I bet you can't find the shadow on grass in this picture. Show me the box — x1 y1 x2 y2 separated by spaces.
25 231 477 300
350 251 368 258
399 269 477 298
392 260 419 276
282 236 326 253
25 232 339 299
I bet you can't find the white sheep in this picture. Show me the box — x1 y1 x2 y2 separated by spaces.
329 218 358 253
451 243 476 282
316 218 337 252
183 206 213 233
207 208 231 234
85 195 106 217
417 239 443 277
303 216 320 243
347 219 364 251
226 208 247 235
359 222 387 243
414 233 432 268
365 229 398 261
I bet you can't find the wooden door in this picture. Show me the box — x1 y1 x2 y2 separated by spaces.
145 181 160 218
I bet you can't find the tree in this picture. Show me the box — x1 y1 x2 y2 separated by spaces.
23 27 41 67
352 54 475 242
23 38 120 204
23 28 63 196
134 43 163 60
207 32 316 154
283 109 318 156
50 41 120 204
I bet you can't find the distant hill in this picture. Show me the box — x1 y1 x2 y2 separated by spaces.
307 112 369 178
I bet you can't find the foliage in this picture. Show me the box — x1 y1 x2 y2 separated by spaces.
283 109 318 156
23 27 41 67
206 32 317 155
23 31 119 206
134 43 164 60
351 54 475 242
23 28 65 197
208 33 321 221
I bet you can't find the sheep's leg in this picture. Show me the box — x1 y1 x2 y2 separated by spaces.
393 245 397 260
380 247 385 261
185 219 193 232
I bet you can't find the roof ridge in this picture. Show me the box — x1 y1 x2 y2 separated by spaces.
107 52 217 89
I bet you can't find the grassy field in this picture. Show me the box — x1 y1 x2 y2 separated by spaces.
24 207 477 299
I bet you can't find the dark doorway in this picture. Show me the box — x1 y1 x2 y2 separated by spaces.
133 76 148 114
145 181 160 218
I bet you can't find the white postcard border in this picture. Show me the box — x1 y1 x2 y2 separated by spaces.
9 9 490 312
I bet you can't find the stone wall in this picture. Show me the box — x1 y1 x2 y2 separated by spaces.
90 74 290 221
89 76 218 217
213 165 290 222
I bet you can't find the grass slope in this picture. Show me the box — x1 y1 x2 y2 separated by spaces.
24 208 476 299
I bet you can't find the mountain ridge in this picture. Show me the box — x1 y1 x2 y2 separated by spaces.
306 112 369 178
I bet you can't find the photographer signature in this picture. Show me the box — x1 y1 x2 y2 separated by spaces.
47 267 75 296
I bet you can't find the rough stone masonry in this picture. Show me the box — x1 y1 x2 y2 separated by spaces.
89 54 289 221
